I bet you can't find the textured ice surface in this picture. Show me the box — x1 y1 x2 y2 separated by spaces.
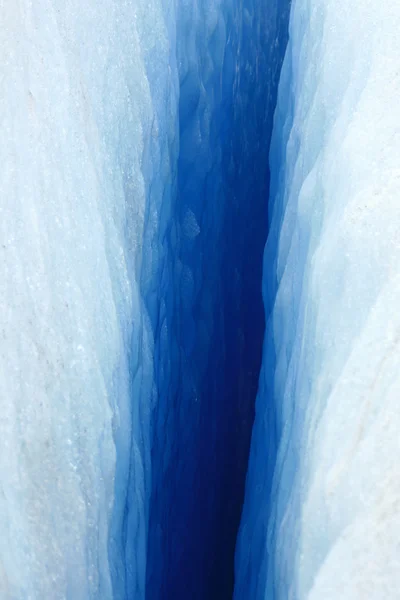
1 2 178 598
235 0 400 598
4 0 398 597
1 0 286 598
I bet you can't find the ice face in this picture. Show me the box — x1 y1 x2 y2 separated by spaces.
1 0 288 598
235 0 400 598
1 2 178 598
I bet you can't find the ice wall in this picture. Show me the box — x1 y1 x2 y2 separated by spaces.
235 0 400 598
0 2 178 598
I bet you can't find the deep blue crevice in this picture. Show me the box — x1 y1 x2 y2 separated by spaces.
145 2 290 599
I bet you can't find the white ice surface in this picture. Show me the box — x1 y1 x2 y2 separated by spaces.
0 2 178 598
236 0 400 598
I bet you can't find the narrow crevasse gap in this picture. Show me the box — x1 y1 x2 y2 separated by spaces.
146 1 291 599
233 2 291 597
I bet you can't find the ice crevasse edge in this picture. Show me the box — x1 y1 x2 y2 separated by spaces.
1 1 180 597
236 0 400 598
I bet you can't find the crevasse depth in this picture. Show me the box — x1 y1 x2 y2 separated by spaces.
145 1 290 599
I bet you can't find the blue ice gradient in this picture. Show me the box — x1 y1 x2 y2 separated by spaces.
0 1 290 598
145 1 290 599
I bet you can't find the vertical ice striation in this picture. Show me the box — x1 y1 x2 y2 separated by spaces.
0 2 179 597
236 0 400 598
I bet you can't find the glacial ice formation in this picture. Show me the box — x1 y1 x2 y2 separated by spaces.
235 0 400 598
2 0 400 598
1 0 287 598
1 2 178 597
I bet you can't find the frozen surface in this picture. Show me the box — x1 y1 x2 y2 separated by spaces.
0 2 178 598
5 0 398 597
235 0 400 598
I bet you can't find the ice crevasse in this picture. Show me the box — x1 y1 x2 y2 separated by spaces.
0 0 400 599
0 0 287 597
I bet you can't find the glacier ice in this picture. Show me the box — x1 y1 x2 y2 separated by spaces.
146 1 289 598
235 0 400 598
1 0 287 598
1 1 178 597
2 0 400 598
